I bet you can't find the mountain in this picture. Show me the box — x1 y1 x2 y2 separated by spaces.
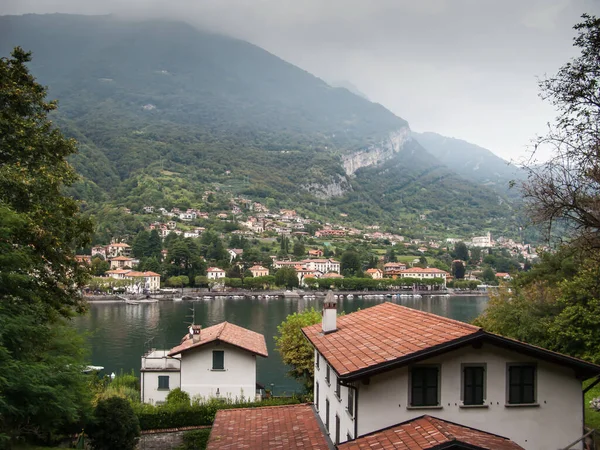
328 80 370 100
412 132 525 195
0 14 519 235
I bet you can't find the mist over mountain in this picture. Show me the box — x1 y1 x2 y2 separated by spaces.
0 14 521 235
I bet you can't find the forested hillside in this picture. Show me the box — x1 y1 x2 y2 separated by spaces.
0 14 519 234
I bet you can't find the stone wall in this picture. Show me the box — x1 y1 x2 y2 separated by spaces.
137 426 210 450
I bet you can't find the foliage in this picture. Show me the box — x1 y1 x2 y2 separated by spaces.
0 48 94 445
451 260 465 279
340 250 361 277
166 388 191 407
274 308 322 391
93 371 140 405
133 397 302 431
177 429 211 450
274 267 299 289
522 14 600 252
452 242 469 261
166 276 190 288
88 397 140 450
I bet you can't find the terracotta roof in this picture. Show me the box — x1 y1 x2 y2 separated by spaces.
207 267 225 272
249 265 268 271
302 302 480 377
322 272 344 278
207 404 332 450
143 271 161 277
109 243 130 247
106 269 131 274
110 256 133 261
366 268 381 273
168 322 268 357
338 416 524 450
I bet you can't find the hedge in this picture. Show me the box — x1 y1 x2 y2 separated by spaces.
135 397 303 430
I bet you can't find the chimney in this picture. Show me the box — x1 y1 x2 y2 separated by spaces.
322 290 337 334
189 324 202 343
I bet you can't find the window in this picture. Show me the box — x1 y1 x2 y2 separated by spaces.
316 352 320 370
326 365 331 385
158 375 169 390
335 380 341 400
347 387 354 417
325 398 330 431
463 365 485 405
410 366 439 407
315 381 319 410
212 350 225 370
335 414 340 445
508 364 536 404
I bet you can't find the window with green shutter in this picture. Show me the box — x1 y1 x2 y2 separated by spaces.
212 350 225 370
158 375 169 390
463 365 485 405
410 366 439 407
508 364 536 404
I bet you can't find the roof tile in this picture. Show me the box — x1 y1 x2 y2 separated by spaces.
303 302 480 376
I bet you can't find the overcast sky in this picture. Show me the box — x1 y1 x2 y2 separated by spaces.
3 0 599 162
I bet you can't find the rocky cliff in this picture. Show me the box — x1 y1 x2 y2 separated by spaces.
342 128 411 175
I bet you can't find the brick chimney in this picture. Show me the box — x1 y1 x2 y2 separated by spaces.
322 290 337 334
189 324 202 343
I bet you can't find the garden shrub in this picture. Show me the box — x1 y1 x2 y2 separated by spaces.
88 397 140 450
178 429 212 450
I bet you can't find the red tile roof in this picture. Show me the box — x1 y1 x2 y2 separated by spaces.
168 322 268 358
400 267 448 274
338 415 524 450
302 302 480 377
110 256 133 261
207 404 331 449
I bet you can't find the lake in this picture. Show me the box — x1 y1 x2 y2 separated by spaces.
74 295 488 395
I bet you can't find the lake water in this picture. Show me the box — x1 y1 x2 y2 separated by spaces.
74 295 488 395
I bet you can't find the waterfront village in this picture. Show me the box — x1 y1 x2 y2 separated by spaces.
78 196 539 296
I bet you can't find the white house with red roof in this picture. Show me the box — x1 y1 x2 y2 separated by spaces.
141 322 268 405
301 294 600 449
206 267 226 280
398 267 449 286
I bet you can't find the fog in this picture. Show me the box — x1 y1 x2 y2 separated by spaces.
3 0 599 161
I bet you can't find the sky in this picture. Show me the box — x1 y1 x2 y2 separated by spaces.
2 0 599 163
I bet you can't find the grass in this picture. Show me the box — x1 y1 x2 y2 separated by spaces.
585 379 600 430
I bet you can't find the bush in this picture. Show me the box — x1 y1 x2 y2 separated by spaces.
178 429 212 450
166 388 191 407
134 397 302 430
88 397 140 450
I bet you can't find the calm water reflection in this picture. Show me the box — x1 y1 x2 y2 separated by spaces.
74 295 488 394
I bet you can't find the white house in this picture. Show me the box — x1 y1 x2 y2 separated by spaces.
471 231 493 248
140 322 268 404
109 256 135 269
105 270 161 293
398 267 449 287
207 267 226 280
248 265 269 277
303 258 340 274
301 296 600 449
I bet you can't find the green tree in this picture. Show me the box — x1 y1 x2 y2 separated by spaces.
293 240 306 257
453 242 469 261
274 308 322 391
88 397 140 450
275 267 299 289
341 250 361 277
451 260 465 279
481 267 496 283
132 230 151 258
148 229 163 259
0 48 94 444
91 256 110 276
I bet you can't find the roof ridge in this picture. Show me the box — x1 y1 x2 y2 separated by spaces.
216 403 311 413
381 302 481 331
216 322 228 339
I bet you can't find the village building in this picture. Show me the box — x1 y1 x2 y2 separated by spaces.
307 248 324 258
207 267 226 280
365 268 383 279
248 265 269 278
397 267 449 287
140 322 268 405
75 255 92 265
383 261 407 276
109 255 135 270
471 231 493 248
227 248 244 262
106 242 131 258
299 297 600 449
105 270 161 293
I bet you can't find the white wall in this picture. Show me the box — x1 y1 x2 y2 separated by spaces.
314 349 356 445
180 342 257 402
355 344 583 450
141 371 181 405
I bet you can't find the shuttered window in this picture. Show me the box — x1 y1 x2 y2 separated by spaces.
508 365 536 404
410 366 439 407
158 375 169 390
212 350 225 370
463 366 485 405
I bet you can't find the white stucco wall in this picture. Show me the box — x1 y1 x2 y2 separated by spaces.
314 349 356 445
180 342 257 402
141 370 181 405
354 344 584 450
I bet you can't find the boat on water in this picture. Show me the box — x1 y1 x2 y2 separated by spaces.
347 294 354 300
82 365 104 373
125 299 140 305
173 297 183 301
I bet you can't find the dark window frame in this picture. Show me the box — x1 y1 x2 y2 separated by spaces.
409 365 440 407
462 364 486 406
157 375 170 390
347 387 354 418
325 398 330 431
315 381 320 410
315 352 320 370
507 363 537 405
212 350 225 370
335 379 341 400
335 414 340 445
326 365 331 386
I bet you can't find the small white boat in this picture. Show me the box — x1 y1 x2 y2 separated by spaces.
173 297 183 302
347 294 354 300
125 299 140 305
83 365 104 373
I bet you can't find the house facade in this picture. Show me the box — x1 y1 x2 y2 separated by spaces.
248 265 269 277
398 267 449 286
365 268 383 279
303 298 600 450
207 267 226 280
140 322 268 404
109 256 135 269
